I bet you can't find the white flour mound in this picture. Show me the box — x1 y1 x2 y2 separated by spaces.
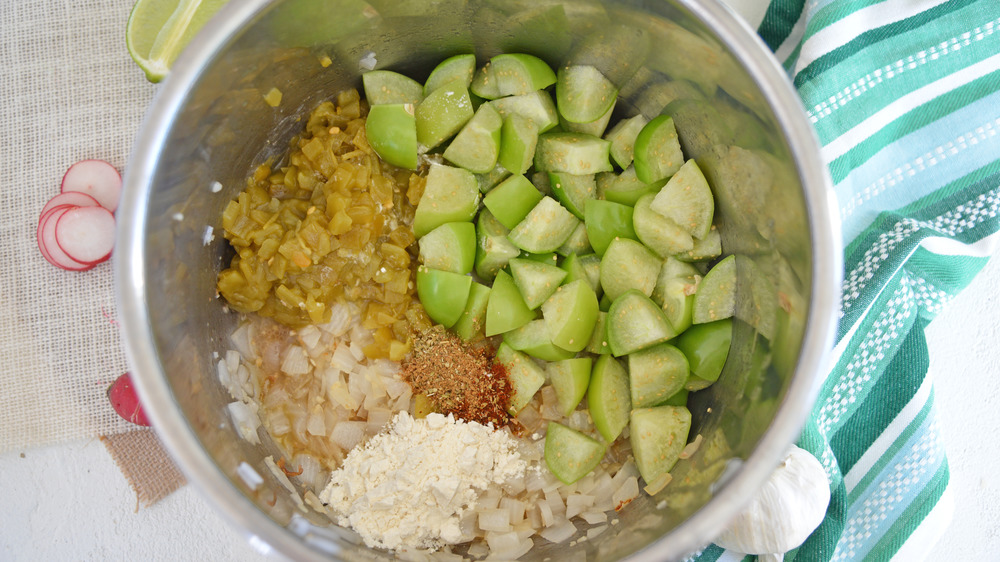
319 411 526 551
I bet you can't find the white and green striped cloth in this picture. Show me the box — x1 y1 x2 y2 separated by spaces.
702 0 1000 560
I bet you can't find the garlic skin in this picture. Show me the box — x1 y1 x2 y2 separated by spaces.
713 444 830 558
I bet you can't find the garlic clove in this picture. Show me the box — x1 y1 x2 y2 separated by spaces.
713 444 830 557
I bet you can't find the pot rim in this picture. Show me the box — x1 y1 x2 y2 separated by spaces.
115 0 842 560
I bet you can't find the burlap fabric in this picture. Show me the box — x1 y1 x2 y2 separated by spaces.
0 1 181 504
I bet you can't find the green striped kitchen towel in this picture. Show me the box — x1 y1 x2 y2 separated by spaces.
701 0 1000 560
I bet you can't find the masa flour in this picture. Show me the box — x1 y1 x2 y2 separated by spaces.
319 411 526 550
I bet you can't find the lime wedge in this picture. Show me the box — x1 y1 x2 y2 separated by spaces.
126 0 229 82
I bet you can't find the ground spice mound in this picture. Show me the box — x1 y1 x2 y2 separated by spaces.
401 327 511 427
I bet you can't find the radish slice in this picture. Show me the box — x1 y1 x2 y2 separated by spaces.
41 191 101 217
60 159 122 212
54 206 116 265
38 206 94 271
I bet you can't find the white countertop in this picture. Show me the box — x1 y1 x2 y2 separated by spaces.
3 254 998 560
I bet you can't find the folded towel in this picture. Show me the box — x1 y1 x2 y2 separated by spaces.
697 0 1000 559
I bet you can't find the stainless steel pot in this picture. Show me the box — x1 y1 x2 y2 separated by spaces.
116 0 841 560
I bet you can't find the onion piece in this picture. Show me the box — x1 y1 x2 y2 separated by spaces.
227 401 261 444
643 472 674 496
538 519 576 543
478 508 512 533
678 433 704 460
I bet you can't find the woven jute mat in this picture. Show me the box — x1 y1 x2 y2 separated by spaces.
101 429 187 509
0 0 187 507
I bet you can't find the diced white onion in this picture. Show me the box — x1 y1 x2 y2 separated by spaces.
227 401 261 444
538 519 576 543
538 499 554 527
579 510 608 525
478 508 512 533
331 345 357 373
280 345 311 376
229 322 253 359
330 420 367 451
306 406 326 437
366 407 392 433
500 497 526 524
485 531 532 560
612 476 640 511
466 540 489 558
266 408 290 437
565 494 595 519
678 433 704 460
297 324 322 353
643 472 674 496
611 458 640 488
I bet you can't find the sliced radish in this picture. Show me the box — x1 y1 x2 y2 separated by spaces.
38 206 94 271
108 372 151 426
41 191 101 217
60 159 122 213
54 206 116 264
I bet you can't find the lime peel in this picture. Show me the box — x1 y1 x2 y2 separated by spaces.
126 0 229 83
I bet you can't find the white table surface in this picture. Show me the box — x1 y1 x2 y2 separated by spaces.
2 253 998 561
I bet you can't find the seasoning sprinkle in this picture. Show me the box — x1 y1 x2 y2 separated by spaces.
401 326 512 427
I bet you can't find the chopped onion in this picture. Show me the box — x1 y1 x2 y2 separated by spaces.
579 510 608 525
466 540 489 558
477 488 502 511
678 433 704 460
384 377 410 399
327 381 359 410
266 408 290 437
611 458 640 488
513 519 535 540
391 387 412 411
643 471 674 496
297 324 322 353
321 303 352 336
225 349 241 376
227 401 261 444
486 531 532 560
525 468 547 493
612 476 639 512
229 322 253 359
330 420 366 451
565 494 595 519
575 473 597 496
538 519 576 543
538 499 554 527
544 489 566 517
591 473 616 512
292 452 323 490
264 455 306 512
217 359 234 396
331 345 357 373
280 345 311 376
366 407 392 433
526 504 542 528
500 497 526 524
478 508 512 533
306 406 326 437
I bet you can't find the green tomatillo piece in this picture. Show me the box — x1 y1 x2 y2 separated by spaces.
364 103 417 170
416 265 472 328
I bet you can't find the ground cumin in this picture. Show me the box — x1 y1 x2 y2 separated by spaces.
401 327 512 427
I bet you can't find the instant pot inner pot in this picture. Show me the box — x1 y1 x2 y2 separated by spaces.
129 0 830 560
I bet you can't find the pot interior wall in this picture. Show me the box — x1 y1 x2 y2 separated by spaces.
137 0 815 559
